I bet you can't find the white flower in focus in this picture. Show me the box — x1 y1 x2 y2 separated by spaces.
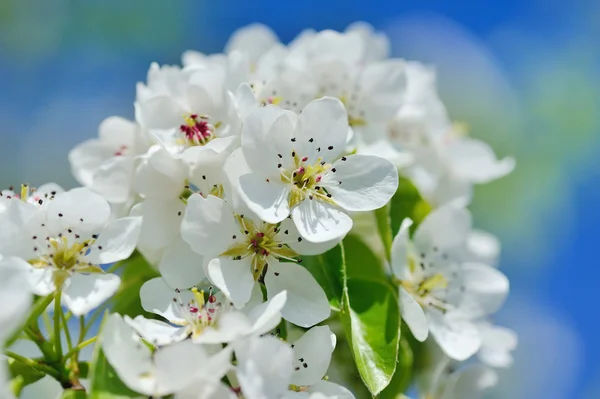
181 194 333 327
233 99 398 243
103 314 233 398
127 277 287 345
0 255 32 399
135 63 238 158
0 188 141 316
69 116 148 205
0 183 64 209
391 204 509 360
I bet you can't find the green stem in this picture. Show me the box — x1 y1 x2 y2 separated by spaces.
374 203 393 263
5 294 54 348
61 310 73 353
4 351 60 379
62 337 97 361
53 291 63 360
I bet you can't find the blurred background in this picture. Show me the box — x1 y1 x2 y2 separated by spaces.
1 0 598 397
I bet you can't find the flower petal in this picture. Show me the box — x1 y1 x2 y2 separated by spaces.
291 199 352 243
46 188 110 235
125 315 188 346
139 277 191 323
62 273 121 316
399 287 428 342
86 216 141 265
0 257 32 340
265 261 330 327
238 173 290 224
246 290 287 335
413 203 472 255
137 96 187 130
206 257 254 309
323 154 398 212
390 218 413 279
181 194 241 257
290 325 335 386
427 309 481 361
307 380 355 398
278 218 340 256
159 237 206 289
456 263 509 319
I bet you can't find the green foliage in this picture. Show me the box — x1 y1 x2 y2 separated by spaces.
61 390 88 399
390 177 431 236
8 358 45 395
109 252 159 318
378 338 414 398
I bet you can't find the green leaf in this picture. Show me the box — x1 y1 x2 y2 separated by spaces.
341 277 401 395
343 235 387 283
390 177 431 236
378 338 414 398
110 252 159 317
89 311 143 399
301 244 344 310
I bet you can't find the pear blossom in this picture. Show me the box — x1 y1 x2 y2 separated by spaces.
135 63 239 158
391 204 509 360
181 194 332 327
0 187 141 316
0 255 32 399
127 277 287 345
69 116 149 205
234 326 352 399
232 98 398 243
103 314 234 398
476 321 517 368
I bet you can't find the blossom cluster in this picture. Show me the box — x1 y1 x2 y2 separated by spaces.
0 22 516 399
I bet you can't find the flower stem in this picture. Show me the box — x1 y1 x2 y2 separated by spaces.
4 351 60 379
53 291 63 360
62 337 97 361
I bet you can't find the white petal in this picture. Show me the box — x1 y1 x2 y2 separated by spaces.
238 173 290 224
291 200 353 243
26 268 56 296
19 375 63 399
295 97 348 163
136 199 184 254
427 309 481 361
279 218 340 256
265 261 329 327
46 188 110 235
90 156 135 204
246 290 287 335
154 340 215 394
413 203 472 254
225 23 279 62
446 137 515 183
102 314 155 396
62 273 121 316
235 336 294 399
86 216 141 265
466 229 500 266
192 311 253 345
181 194 240 257
138 96 187 130
125 315 188 346
307 380 355 398
206 257 254 309
98 116 138 148
390 219 413 279
399 287 429 342
140 277 191 323
68 139 112 187
159 237 206 289
477 323 517 368
290 326 335 386
175 379 235 399
457 263 509 318
323 154 398 212
0 257 32 340
447 364 498 399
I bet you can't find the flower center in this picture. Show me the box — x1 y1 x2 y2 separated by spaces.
279 151 335 208
178 114 220 147
28 235 103 287
173 287 227 337
220 216 299 280
1 184 58 207
399 257 450 312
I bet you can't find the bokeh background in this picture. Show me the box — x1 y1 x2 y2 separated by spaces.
1 1 598 398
